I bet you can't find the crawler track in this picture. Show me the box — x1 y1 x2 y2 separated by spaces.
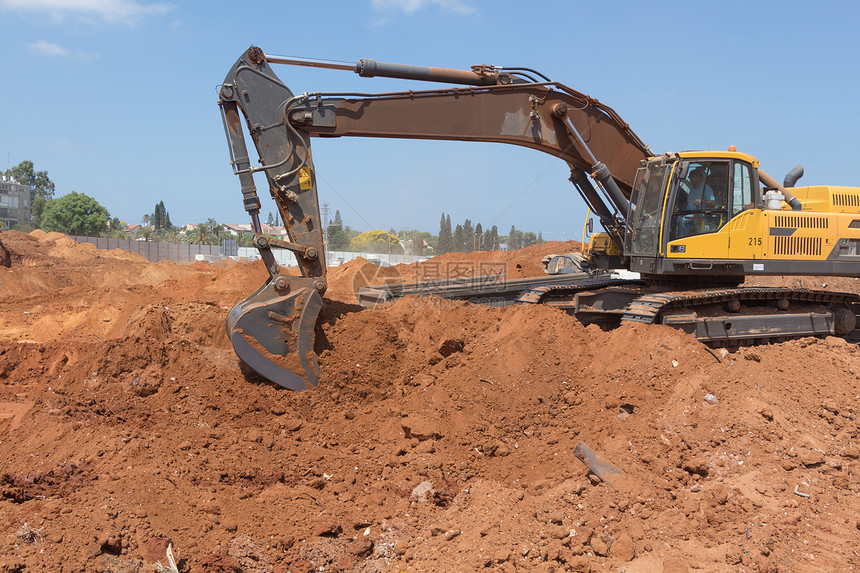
517 280 860 345
621 287 860 345
516 277 646 305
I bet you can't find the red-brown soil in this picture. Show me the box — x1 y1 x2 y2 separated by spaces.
1 230 859 572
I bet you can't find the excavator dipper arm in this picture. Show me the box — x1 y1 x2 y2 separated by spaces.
219 47 327 390
219 46 651 389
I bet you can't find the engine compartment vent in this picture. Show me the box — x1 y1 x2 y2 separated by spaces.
833 192 860 208
773 236 822 257
772 215 828 229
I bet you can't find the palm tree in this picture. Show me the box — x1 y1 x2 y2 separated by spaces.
206 218 224 244
109 227 129 240
163 228 181 243
186 224 213 245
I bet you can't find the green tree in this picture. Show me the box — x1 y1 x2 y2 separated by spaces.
328 225 350 251
437 213 453 254
162 203 172 231
150 201 172 232
462 219 474 252
151 203 162 231
453 223 465 253
266 211 275 226
41 192 110 236
185 223 214 245
108 217 128 239
327 209 351 250
508 225 523 250
163 227 181 243
236 232 255 248
482 225 499 251
5 160 56 227
523 231 538 247
206 218 225 243
474 222 483 251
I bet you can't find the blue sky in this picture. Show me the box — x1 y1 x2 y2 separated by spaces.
1 0 858 240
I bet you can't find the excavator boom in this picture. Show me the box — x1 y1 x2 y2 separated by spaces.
218 46 652 389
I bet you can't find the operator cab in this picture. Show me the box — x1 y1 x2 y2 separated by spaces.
624 151 760 277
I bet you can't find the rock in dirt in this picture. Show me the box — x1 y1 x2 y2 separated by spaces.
140 537 172 564
412 480 436 503
798 448 825 467
348 538 374 557
589 531 614 556
608 532 635 561
313 516 342 537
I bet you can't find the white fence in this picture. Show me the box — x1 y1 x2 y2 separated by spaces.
68 235 427 267
69 235 221 262
236 248 426 267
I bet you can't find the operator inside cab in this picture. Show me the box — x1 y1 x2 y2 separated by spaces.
671 162 729 239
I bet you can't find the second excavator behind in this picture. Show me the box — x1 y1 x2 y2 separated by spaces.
218 46 860 390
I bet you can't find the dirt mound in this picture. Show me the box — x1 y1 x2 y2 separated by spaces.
0 230 40 266
1 239 860 572
325 257 406 304
399 240 582 283
28 229 149 264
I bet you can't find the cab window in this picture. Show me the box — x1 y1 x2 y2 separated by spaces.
626 163 670 255
670 161 730 240
731 162 754 215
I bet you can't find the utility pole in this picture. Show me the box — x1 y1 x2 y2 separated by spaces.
321 203 330 251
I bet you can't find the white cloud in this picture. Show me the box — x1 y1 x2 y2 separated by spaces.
0 0 173 25
28 39 71 57
49 138 75 152
371 0 475 16
28 39 98 60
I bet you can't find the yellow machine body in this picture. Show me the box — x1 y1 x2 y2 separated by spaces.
625 151 860 278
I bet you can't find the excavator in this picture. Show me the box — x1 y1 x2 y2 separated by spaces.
218 46 860 390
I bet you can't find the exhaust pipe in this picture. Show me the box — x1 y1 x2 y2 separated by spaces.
783 164 804 188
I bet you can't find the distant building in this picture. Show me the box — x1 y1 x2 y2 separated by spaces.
223 223 253 235
0 176 31 229
223 223 286 237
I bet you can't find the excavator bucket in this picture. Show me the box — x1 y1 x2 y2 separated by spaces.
226 278 322 391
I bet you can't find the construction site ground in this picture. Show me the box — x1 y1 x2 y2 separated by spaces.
1 229 859 573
